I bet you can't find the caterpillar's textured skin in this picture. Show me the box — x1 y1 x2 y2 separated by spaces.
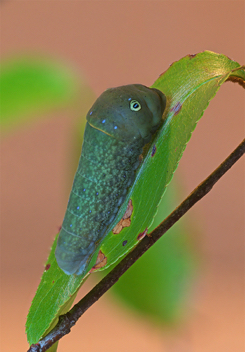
55 84 166 275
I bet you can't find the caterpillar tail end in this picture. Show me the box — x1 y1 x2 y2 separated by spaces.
55 245 87 276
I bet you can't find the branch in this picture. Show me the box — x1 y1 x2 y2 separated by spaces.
28 139 245 352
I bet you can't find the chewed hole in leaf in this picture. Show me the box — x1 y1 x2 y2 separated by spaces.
113 199 133 234
89 250 107 272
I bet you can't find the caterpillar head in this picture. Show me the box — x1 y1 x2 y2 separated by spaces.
87 84 166 143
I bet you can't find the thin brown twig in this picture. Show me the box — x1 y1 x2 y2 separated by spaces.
28 139 245 352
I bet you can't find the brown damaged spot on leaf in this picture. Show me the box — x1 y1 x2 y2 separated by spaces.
188 53 197 59
137 228 148 241
151 144 157 157
113 199 133 234
170 101 182 116
45 264 51 271
89 250 107 272
159 68 167 77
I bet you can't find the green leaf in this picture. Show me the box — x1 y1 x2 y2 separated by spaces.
26 51 245 345
0 56 79 132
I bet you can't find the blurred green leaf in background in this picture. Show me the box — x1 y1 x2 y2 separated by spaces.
0 56 80 132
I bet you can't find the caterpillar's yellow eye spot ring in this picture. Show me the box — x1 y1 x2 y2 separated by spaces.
130 100 141 111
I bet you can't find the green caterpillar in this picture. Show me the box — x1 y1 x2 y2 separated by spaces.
55 84 166 275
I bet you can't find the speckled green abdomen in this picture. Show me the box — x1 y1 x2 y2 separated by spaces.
55 84 166 275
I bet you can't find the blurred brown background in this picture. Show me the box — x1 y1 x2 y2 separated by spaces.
1 1 244 351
